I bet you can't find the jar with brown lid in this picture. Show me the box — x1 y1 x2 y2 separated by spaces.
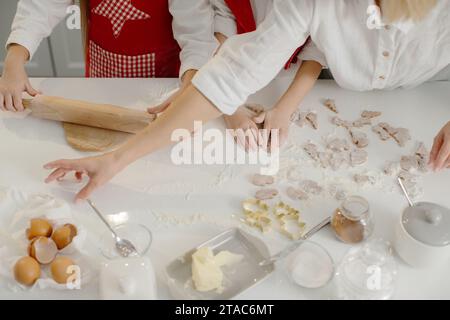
332 196 373 244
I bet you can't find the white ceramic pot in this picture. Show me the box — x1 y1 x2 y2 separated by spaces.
394 203 450 268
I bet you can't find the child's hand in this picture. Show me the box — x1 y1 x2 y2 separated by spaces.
0 45 39 112
429 121 450 171
224 107 260 151
44 152 124 202
262 107 292 148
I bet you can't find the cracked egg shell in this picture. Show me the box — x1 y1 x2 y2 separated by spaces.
14 256 41 286
28 236 58 265
51 256 76 284
26 218 53 240
52 224 78 250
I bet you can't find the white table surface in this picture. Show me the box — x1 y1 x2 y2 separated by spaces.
0 76 449 300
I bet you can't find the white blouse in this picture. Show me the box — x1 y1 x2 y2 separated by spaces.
6 0 219 78
193 0 450 115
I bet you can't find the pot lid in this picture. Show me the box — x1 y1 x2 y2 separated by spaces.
402 202 450 247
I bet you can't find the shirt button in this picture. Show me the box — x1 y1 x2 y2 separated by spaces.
385 25 391 30
382 51 390 57
379 75 386 80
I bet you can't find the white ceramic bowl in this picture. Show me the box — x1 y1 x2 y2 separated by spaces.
394 212 450 268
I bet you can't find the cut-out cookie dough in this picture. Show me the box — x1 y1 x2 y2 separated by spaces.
287 186 309 201
372 124 391 141
350 149 368 166
361 110 382 119
332 116 352 129
292 111 318 129
299 180 323 195
374 122 411 147
303 142 319 161
354 174 376 186
323 99 338 114
305 112 318 130
352 117 373 128
255 189 279 200
251 174 275 187
350 130 369 148
327 138 349 152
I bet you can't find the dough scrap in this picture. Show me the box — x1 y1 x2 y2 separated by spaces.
323 99 338 113
350 130 369 148
287 186 309 201
305 112 318 130
400 156 419 172
251 174 275 187
361 110 382 119
332 116 352 129
329 152 347 171
352 117 372 128
372 124 391 141
354 174 375 186
303 143 319 161
299 180 323 195
350 149 368 166
374 122 411 147
255 188 279 200
327 138 349 152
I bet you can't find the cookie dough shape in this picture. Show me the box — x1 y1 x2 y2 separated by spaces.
255 189 279 200
251 174 275 187
350 130 369 148
350 149 368 166
323 99 338 113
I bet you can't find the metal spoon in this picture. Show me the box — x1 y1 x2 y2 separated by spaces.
259 216 331 266
86 199 139 258
397 177 415 207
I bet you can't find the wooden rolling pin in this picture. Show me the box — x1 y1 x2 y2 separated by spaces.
23 95 156 134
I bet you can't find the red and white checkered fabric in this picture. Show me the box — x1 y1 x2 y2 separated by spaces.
89 41 156 78
92 0 151 38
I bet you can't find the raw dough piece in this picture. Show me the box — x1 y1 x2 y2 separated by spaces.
292 112 308 127
350 150 368 166
303 143 319 161
391 128 411 147
251 174 275 187
299 180 323 195
323 99 338 113
287 187 309 201
327 138 349 152
400 156 419 172
415 142 429 172
354 174 375 186
331 116 352 129
384 162 401 176
191 247 243 292
352 117 372 128
350 130 369 148
255 189 279 200
64 123 132 152
329 152 347 171
361 110 382 119
305 112 318 130
318 152 331 168
372 124 391 141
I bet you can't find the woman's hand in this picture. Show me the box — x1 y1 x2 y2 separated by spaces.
262 107 292 149
0 45 40 112
44 152 124 202
429 121 450 171
224 107 261 151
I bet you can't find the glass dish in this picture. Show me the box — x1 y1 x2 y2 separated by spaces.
99 223 152 259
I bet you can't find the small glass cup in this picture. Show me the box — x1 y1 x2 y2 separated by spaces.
335 239 398 300
99 223 152 260
331 196 374 244
284 240 335 289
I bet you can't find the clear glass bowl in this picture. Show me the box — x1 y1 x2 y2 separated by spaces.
284 240 335 289
99 223 152 259
335 239 398 300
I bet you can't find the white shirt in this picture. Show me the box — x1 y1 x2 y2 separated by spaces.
193 0 450 115
6 0 219 79
212 0 272 38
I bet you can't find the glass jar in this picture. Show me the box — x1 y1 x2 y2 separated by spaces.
331 196 373 244
335 239 398 300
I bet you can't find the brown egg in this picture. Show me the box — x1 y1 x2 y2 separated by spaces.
26 218 53 240
51 224 78 250
50 256 76 284
28 236 58 264
13 256 41 286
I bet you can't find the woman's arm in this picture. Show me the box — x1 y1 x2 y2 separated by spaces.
45 85 221 201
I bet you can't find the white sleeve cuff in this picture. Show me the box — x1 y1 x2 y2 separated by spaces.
299 42 328 68
6 32 42 60
192 58 246 115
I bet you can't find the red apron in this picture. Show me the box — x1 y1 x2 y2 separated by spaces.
224 0 308 70
86 0 181 78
